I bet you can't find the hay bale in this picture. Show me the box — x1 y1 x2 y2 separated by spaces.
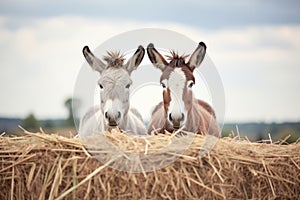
0 129 299 200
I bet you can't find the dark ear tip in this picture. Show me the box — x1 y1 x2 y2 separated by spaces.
138 45 145 51
147 43 154 48
199 42 207 50
83 46 90 53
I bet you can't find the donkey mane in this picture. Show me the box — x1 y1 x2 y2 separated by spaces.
166 51 189 68
103 51 125 68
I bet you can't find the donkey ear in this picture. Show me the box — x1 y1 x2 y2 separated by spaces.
125 45 145 74
187 42 207 71
83 46 106 73
147 43 168 71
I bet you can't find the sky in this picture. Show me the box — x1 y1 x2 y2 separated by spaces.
0 0 300 123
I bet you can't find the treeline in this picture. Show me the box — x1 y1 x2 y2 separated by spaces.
0 97 80 134
21 113 78 132
222 122 300 143
1 114 300 143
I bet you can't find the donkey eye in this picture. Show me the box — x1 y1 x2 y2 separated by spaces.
161 82 166 88
188 82 194 88
125 84 131 89
99 84 103 89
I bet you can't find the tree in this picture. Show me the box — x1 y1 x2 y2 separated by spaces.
64 97 80 127
22 113 40 132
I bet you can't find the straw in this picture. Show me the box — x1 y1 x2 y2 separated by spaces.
0 129 299 199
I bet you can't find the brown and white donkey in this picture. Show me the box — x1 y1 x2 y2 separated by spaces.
147 42 220 137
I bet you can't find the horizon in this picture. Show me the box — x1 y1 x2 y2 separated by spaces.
1 115 299 124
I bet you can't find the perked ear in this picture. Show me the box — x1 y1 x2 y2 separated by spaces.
187 42 207 71
82 46 106 73
147 43 168 71
125 45 145 74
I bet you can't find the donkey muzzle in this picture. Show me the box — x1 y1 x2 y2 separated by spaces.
169 113 185 129
105 111 121 127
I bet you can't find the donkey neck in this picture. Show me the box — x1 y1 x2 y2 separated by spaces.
186 99 203 133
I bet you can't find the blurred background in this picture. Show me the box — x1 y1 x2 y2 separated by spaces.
0 0 299 142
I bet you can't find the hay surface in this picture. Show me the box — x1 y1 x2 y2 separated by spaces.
1 130 300 200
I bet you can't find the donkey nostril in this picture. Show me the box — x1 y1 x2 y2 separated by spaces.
181 113 185 121
169 113 173 121
117 111 121 119
105 112 108 119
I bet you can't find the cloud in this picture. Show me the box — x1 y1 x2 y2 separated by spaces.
0 16 299 122
1 0 300 29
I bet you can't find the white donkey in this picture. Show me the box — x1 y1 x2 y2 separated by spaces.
79 45 147 136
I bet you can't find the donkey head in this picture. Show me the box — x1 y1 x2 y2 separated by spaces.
147 42 206 129
83 45 145 127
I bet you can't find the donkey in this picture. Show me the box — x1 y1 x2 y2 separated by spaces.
79 45 147 136
146 42 220 137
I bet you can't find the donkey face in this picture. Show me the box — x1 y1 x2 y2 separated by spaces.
83 46 145 127
147 42 206 129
